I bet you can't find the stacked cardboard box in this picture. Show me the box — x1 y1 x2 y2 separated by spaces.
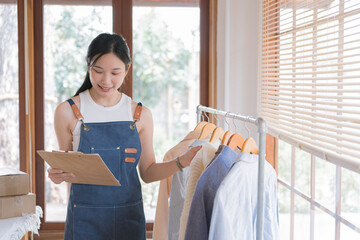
0 168 36 219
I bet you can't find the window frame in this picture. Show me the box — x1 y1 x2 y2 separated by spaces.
18 0 26 173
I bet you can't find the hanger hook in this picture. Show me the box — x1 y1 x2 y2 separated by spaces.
231 116 237 132
213 110 219 124
224 112 230 130
204 111 210 122
244 118 250 138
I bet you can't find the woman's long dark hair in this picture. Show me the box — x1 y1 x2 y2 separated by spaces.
74 33 131 96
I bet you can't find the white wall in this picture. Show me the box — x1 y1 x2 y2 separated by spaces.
217 0 259 137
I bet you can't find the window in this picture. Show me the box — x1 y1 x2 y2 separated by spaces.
0 1 19 170
277 140 360 239
259 0 360 239
260 0 360 171
133 4 200 220
43 2 113 222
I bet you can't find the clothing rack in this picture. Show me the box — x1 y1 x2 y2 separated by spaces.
196 105 267 240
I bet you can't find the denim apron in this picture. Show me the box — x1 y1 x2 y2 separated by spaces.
64 99 146 240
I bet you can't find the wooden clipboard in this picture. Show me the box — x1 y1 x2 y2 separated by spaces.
37 150 121 186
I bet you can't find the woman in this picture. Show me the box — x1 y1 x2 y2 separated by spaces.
48 33 201 240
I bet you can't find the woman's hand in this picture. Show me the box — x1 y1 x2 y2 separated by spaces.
47 168 75 184
178 145 202 168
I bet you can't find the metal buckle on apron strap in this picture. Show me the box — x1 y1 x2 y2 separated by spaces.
80 119 90 131
130 120 137 130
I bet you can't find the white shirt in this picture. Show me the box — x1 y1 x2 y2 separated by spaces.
209 153 279 240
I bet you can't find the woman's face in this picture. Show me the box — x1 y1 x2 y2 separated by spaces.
88 52 128 97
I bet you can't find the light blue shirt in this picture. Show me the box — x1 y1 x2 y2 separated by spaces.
209 153 279 240
184 145 238 240
168 139 206 240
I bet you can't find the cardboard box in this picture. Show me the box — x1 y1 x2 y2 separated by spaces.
0 193 36 219
0 168 29 197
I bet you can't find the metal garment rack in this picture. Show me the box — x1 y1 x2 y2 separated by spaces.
196 105 267 240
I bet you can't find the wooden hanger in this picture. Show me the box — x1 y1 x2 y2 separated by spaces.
241 137 259 154
194 121 208 132
198 123 217 140
209 127 224 143
227 133 244 151
221 130 233 145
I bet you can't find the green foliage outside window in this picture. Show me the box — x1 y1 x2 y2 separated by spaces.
133 9 191 108
51 7 107 101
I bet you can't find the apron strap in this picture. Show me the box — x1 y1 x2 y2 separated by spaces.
66 99 83 121
133 102 142 122
129 102 142 130
66 99 90 131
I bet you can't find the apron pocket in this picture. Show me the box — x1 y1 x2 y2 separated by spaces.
91 146 122 182
72 201 146 240
115 200 146 240
73 204 114 240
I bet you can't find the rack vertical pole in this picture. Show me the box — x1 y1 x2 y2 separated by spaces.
256 117 267 240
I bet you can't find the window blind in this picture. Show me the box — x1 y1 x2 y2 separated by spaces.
258 0 360 173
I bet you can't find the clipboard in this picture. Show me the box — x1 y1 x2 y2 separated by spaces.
37 150 121 186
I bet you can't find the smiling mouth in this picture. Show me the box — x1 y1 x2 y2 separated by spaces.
98 85 112 92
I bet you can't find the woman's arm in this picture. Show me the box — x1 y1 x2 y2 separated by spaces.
136 105 201 183
54 101 75 151
47 100 77 184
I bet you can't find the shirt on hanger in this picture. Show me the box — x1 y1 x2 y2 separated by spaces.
168 139 207 240
209 152 279 240
178 142 219 240
152 130 200 240
184 145 238 240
